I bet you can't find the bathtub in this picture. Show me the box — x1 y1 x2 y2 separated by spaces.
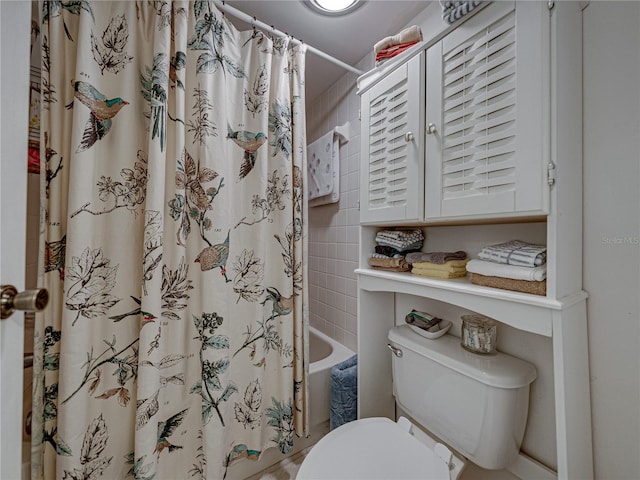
308 326 355 427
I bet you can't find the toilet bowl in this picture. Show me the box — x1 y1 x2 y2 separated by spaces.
296 416 464 480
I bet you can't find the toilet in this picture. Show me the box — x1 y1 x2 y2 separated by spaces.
297 324 537 479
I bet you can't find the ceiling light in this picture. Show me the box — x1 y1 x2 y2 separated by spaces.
305 0 364 16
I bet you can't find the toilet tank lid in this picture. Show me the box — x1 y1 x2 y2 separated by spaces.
388 325 537 389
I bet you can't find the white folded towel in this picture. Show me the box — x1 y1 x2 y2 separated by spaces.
374 26 423 54
466 259 547 282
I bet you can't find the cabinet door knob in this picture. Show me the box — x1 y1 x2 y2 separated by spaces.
426 123 437 135
404 132 414 142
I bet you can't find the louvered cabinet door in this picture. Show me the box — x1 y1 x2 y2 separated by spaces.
360 53 425 224
425 1 550 220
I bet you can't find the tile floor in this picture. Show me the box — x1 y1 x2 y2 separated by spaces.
246 447 311 480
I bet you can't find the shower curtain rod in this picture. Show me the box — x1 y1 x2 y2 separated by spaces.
213 0 365 76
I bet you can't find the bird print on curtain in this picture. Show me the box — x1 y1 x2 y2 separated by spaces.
73 81 129 152
32 2 308 480
226 125 268 181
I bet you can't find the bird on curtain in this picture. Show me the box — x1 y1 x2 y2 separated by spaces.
72 81 129 152
226 124 267 181
154 408 190 455
261 287 294 320
195 230 231 282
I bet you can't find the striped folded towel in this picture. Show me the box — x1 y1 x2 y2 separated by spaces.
375 229 424 251
440 0 482 24
478 240 547 267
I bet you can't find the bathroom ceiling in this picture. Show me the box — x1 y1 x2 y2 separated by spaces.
225 0 431 101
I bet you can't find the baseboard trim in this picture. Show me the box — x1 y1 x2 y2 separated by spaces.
508 452 557 480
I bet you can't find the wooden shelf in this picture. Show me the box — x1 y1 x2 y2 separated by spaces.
356 268 587 337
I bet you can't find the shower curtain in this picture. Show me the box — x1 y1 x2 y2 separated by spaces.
32 1 308 478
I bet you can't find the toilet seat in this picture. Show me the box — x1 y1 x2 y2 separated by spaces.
296 417 453 479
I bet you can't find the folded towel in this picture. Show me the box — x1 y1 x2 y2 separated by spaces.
375 229 424 251
470 273 547 296
370 252 404 259
440 0 482 24
372 266 413 272
411 267 467 279
375 41 420 62
405 251 467 265
330 355 358 430
368 256 410 271
405 310 442 331
375 229 424 242
466 259 547 281
375 245 421 257
411 261 467 274
409 258 468 269
478 240 547 267
376 230 423 240
374 25 423 54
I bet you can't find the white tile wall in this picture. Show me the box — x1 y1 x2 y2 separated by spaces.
305 56 373 352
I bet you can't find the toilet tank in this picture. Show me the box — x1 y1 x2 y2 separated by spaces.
388 325 537 470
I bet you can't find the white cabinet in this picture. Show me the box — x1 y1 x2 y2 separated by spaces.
358 2 551 224
425 2 550 220
356 2 593 479
359 53 425 224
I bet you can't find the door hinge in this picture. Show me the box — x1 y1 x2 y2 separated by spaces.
547 162 556 186
547 1 555 10
358 109 361 121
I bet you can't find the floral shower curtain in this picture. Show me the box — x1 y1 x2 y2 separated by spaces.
32 1 308 479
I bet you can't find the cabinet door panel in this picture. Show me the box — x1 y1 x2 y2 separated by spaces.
360 54 425 224
426 1 550 220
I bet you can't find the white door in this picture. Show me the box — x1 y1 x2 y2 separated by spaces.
1 2 32 479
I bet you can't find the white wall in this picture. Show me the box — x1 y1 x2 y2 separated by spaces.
583 2 640 478
305 55 372 352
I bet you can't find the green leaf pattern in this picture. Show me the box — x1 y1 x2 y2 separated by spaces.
35 1 307 479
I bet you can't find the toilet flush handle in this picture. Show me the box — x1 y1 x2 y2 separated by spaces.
386 343 403 358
